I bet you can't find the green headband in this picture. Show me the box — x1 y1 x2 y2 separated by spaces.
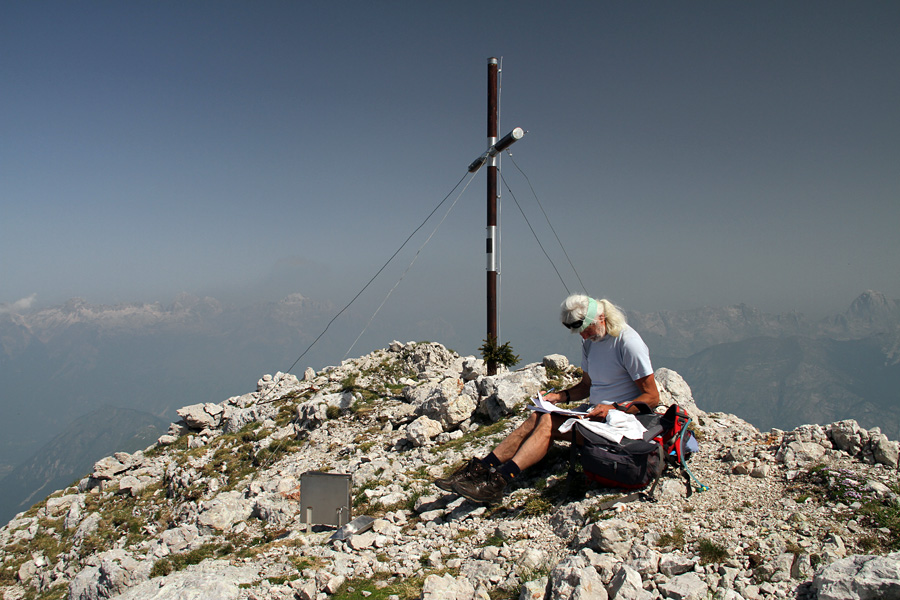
580 298 599 333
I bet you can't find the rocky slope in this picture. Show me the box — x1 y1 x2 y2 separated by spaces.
1 342 899 600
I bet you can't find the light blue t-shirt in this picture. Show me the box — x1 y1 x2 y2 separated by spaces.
581 324 654 405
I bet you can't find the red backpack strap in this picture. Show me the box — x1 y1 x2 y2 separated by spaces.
660 405 691 462
613 401 656 414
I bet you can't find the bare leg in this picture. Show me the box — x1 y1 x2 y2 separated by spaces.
490 411 543 463
508 413 574 470
490 413 575 470
452 412 579 504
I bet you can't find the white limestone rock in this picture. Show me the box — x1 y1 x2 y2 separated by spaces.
545 554 608 600
107 560 259 600
92 456 128 480
655 367 705 419
581 518 638 556
176 402 225 430
542 354 569 371
421 572 477 600
406 415 443 447
462 356 486 381
73 512 102 542
778 440 827 468
64 495 86 530
197 491 254 533
657 572 709 600
419 379 477 430
828 420 868 456
68 549 152 600
117 475 148 497
871 433 900 468
812 552 900 600
159 524 201 553
658 553 696 577
607 564 652 600
518 577 548 600
254 493 300 528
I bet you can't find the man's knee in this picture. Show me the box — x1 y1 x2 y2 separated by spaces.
533 413 556 434
515 411 541 433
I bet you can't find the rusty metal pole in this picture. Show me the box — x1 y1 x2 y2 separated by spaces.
466 59 524 375
486 57 499 375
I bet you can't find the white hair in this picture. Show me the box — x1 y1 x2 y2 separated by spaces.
559 294 627 337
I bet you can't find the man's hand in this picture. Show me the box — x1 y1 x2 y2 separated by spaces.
541 391 563 404
585 404 612 420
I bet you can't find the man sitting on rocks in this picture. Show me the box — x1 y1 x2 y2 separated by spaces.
435 294 660 503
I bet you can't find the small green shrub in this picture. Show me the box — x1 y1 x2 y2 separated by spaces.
481 533 506 547
331 572 427 600
479 335 520 368
801 466 900 551
340 374 357 391
697 538 728 564
657 526 685 549
152 543 231 576
520 494 553 517
544 364 570 391
150 558 173 578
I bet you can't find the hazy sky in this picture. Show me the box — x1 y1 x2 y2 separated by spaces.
3 1 899 359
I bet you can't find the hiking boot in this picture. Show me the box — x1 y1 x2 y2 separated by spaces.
452 468 508 504
434 458 488 492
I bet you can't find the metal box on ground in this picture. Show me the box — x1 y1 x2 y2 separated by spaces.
300 471 351 528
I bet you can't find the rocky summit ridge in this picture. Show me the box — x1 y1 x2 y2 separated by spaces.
2 341 899 600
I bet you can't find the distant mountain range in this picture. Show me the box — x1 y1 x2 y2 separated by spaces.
629 290 900 438
0 293 348 473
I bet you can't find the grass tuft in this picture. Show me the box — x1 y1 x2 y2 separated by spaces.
697 538 728 564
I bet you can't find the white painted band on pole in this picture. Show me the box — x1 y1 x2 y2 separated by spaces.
486 226 497 271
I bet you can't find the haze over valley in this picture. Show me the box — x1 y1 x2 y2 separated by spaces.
1 289 897 524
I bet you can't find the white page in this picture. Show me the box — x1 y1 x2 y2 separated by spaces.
526 392 589 417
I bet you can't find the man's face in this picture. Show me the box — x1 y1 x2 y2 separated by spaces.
580 313 607 341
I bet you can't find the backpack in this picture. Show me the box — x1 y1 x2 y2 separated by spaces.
569 403 700 502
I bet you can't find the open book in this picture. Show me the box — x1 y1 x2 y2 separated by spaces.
527 392 647 443
526 392 589 417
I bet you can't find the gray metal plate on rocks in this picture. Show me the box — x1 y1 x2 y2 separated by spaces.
300 471 351 527
330 515 375 541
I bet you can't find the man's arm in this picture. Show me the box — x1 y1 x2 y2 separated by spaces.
584 373 660 419
621 373 660 412
544 372 591 404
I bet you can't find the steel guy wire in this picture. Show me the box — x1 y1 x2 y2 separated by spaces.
257 170 472 407
506 153 588 295
499 167 571 295
342 170 478 360
249 170 474 478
